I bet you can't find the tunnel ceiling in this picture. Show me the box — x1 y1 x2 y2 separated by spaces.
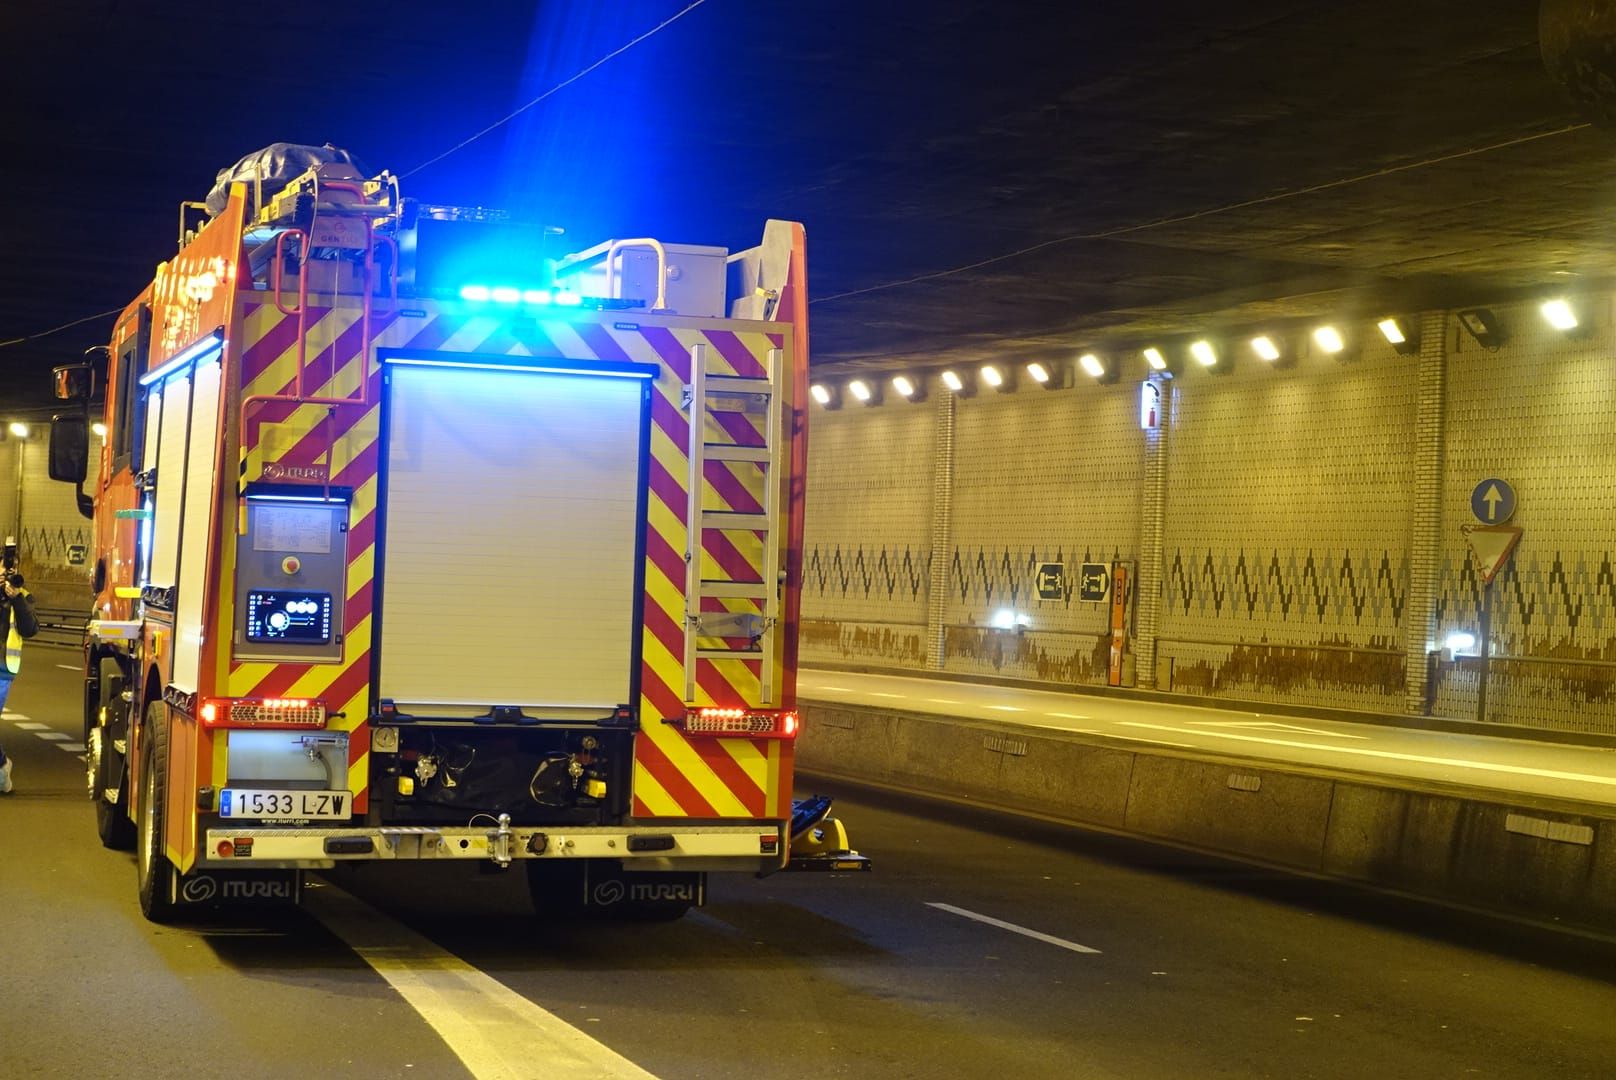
2 1 1612 407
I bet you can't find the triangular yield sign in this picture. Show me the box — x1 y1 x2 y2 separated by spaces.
1461 524 1522 584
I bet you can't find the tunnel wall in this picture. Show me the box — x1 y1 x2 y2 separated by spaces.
801 297 1616 735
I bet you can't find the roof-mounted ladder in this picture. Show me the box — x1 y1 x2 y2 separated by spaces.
682 342 784 705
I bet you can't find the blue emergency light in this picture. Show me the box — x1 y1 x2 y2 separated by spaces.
458 284 584 307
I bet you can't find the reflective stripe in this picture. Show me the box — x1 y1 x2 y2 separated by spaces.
4 624 20 676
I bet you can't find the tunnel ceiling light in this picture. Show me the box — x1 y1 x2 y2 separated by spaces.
891 373 926 402
847 378 881 405
980 364 1012 392
1026 361 1051 385
1189 340 1218 368
940 368 975 396
8 421 28 439
1457 307 1503 349
91 421 108 438
1077 353 1118 384
1251 335 1281 362
1313 325 1346 355
809 382 841 410
1541 298 1579 332
1143 346 1167 372
1377 316 1419 356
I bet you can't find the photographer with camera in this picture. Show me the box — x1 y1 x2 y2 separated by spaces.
0 536 40 794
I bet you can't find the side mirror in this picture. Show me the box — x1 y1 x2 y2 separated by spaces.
49 413 90 484
53 363 97 402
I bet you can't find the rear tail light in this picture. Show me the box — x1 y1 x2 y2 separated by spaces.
199 697 327 728
675 707 799 739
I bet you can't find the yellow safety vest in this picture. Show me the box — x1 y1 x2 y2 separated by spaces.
4 598 23 677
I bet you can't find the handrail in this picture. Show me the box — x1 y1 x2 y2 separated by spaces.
604 237 669 311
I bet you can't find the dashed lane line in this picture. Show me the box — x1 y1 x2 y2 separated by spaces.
11 721 47 730
306 883 660 1080
927 902 1101 955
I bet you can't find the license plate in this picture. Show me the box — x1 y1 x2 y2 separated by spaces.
220 789 352 821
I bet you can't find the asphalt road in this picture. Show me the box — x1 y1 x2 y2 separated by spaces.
4 649 1615 1079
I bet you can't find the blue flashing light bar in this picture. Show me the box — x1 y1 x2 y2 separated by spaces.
458 285 589 308
139 330 225 386
381 352 659 380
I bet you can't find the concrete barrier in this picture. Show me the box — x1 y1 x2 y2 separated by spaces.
799 702 1616 934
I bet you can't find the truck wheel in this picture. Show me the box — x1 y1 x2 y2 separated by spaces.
89 660 134 850
136 700 178 923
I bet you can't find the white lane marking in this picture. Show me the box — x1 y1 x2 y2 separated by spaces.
307 883 659 1080
5 713 33 722
57 743 88 753
1046 712 1089 720
13 722 48 731
869 692 903 699
927 902 1101 955
1117 721 1616 788
988 705 1024 712
926 698 961 704
35 732 71 741
813 685 853 693
1188 720 1367 739
55 664 80 671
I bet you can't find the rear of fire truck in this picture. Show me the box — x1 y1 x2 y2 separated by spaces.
50 148 865 922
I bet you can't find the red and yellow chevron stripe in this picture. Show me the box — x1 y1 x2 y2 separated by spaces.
215 298 801 824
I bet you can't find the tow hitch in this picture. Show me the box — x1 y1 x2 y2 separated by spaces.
784 794 871 872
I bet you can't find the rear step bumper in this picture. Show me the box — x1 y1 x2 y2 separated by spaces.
199 821 787 871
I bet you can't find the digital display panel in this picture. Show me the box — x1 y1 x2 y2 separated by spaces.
245 590 333 644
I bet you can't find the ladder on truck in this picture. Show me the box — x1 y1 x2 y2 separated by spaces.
682 342 784 705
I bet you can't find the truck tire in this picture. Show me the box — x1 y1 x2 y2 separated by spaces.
88 659 134 850
136 700 178 923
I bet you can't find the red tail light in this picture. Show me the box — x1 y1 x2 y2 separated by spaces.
676 707 799 739
199 697 327 728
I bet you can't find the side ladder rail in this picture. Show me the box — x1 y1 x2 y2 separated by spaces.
683 343 783 704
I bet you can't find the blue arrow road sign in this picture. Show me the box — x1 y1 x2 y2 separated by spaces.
1470 478 1515 524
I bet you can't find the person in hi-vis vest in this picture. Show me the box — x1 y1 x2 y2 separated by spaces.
0 537 40 794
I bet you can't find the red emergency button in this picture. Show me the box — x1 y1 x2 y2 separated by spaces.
281 556 301 575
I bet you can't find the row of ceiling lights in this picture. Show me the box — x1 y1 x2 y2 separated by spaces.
809 297 1584 408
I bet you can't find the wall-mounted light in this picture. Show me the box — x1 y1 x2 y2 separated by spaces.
1312 325 1347 357
92 422 108 439
1457 307 1503 349
1144 350 1182 379
1189 340 1219 369
1025 360 1070 390
940 369 976 397
1376 316 1420 356
891 373 927 402
847 377 882 406
1540 298 1579 333
980 364 1014 393
809 382 841 410
990 608 1031 631
7 422 29 439
1074 353 1117 385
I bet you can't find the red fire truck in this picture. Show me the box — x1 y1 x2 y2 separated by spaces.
49 150 863 921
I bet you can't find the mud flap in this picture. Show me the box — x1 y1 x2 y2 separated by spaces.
175 869 302 908
581 864 705 910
